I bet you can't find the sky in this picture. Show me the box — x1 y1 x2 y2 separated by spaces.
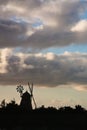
0 0 87 108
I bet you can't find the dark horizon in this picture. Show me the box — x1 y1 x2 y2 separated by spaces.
0 0 87 111
0 98 87 130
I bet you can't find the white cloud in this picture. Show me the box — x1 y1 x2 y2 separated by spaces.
45 53 55 60
71 20 87 32
2 3 25 13
0 48 12 73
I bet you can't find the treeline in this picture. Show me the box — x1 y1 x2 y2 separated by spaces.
0 99 87 130
0 99 86 113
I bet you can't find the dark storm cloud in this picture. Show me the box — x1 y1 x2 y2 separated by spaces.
0 50 87 87
0 0 87 49
0 19 32 48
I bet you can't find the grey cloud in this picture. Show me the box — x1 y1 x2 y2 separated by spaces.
0 52 87 87
0 0 9 5
0 0 87 49
26 28 87 49
7 55 21 73
0 19 32 48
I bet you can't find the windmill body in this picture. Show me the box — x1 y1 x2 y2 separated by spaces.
20 91 32 110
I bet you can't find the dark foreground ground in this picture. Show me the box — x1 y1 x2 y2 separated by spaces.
0 105 87 130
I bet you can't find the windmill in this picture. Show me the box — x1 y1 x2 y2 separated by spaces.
16 83 37 109
28 82 37 109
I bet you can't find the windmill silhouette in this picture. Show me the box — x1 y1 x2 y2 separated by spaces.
16 83 37 110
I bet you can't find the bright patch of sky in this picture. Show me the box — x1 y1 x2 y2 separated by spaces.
0 85 87 108
42 44 87 54
14 44 87 55
10 16 43 28
10 16 29 24
32 19 43 28
80 11 87 19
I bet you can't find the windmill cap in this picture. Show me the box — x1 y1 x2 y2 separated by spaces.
22 91 31 97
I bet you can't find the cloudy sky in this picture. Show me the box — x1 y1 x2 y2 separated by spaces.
0 0 87 108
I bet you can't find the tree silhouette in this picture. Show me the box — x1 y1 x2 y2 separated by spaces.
7 99 17 107
75 105 85 112
0 99 6 108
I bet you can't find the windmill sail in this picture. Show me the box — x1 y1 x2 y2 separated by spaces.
32 96 37 109
16 85 24 97
28 82 37 109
